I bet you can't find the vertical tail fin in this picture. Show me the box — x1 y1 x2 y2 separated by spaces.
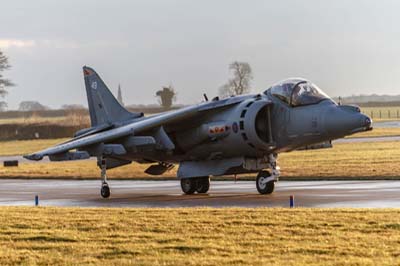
83 66 139 126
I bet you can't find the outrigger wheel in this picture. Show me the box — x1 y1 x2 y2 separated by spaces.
101 183 110 198
256 170 275 194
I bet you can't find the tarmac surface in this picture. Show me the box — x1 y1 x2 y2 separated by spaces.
374 120 400 128
0 179 399 208
334 135 400 143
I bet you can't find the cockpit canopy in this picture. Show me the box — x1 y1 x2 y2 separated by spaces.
267 78 333 107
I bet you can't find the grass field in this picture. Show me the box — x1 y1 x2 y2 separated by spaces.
0 138 69 157
279 140 400 179
0 207 398 265
1 140 400 179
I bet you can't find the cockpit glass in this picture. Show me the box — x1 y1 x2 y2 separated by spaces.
267 78 332 107
270 82 296 105
291 82 330 107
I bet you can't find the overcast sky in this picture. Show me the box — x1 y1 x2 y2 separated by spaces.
1 0 400 109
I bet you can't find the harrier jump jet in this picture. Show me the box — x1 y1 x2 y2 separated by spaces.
24 67 372 198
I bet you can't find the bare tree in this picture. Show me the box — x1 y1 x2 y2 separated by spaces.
0 101 7 112
219 61 253 97
0 49 14 99
156 85 177 108
19 101 48 111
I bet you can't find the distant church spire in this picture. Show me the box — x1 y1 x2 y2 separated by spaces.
117 84 124 106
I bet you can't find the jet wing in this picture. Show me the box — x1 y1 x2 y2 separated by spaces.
24 94 258 161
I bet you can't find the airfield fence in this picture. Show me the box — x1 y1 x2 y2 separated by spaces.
362 107 400 119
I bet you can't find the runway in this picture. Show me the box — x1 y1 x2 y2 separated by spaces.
0 179 399 208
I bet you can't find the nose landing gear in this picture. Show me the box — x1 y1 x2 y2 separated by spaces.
256 154 280 195
256 171 275 194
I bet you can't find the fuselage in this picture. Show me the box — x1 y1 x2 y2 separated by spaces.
112 78 372 164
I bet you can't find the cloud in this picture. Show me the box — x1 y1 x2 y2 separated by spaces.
0 39 36 49
40 40 128 49
0 39 129 50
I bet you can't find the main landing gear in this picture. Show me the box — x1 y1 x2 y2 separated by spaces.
180 177 210 195
100 158 110 198
256 154 280 195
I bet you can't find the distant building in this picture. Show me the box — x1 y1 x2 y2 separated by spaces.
117 84 124 106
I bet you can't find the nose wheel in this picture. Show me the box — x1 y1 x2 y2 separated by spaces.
256 154 280 195
99 158 111 198
256 171 275 194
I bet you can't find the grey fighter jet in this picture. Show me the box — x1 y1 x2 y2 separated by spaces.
24 67 372 198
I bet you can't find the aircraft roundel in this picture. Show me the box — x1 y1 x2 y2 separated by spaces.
232 122 238 133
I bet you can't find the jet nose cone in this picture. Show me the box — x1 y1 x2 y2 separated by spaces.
324 105 373 138
363 116 373 130
346 113 371 134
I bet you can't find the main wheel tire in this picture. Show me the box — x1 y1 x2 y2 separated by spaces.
101 184 110 198
181 178 196 195
196 177 210 193
256 171 275 194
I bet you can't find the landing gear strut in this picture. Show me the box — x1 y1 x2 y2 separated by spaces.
180 177 210 195
256 154 280 195
100 158 110 198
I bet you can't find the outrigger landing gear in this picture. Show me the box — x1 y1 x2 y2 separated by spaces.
100 158 110 198
256 154 280 195
180 177 210 195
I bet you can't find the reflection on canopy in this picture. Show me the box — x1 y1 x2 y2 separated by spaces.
267 78 332 107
